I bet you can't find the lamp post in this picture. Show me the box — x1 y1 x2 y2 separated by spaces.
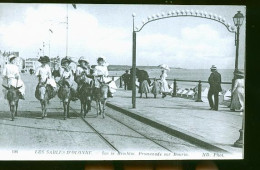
233 11 244 148
132 13 137 108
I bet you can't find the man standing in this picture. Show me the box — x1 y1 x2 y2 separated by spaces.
208 65 222 111
121 70 130 90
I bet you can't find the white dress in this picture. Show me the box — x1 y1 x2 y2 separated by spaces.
59 67 76 89
35 65 57 88
75 66 92 84
160 72 170 93
2 64 25 95
93 65 117 93
231 79 245 110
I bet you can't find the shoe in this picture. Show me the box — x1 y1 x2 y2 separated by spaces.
108 92 113 98
71 97 78 101
209 108 214 110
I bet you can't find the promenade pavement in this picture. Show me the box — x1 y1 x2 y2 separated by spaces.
106 88 243 154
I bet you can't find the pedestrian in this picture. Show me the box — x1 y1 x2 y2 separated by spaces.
230 70 244 111
2 55 25 99
92 56 116 97
75 56 93 92
58 57 78 101
121 70 130 90
135 68 151 98
160 69 170 98
35 56 57 100
151 78 160 98
207 65 222 111
136 68 151 94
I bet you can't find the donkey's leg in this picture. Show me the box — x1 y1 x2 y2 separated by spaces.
80 100 83 115
9 103 14 121
41 101 45 119
67 101 70 118
44 101 48 117
15 101 18 116
98 102 102 115
63 102 67 120
96 101 99 116
102 100 106 119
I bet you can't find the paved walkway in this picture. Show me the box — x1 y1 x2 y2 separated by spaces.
107 88 243 155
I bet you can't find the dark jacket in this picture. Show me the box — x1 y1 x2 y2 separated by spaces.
208 71 222 93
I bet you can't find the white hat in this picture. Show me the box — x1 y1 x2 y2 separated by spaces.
9 55 17 61
78 56 89 64
210 65 217 70
158 64 170 71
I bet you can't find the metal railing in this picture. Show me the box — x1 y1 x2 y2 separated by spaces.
115 76 232 102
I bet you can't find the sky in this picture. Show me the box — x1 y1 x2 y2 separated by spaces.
0 4 246 69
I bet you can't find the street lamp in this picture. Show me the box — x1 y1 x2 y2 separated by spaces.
233 11 244 71
233 11 244 148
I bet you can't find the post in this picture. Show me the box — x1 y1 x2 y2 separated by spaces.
119 76 122 88
195 80 203 102
66 4 68 57
234 112 244 147
132 31 137 108
172 79 177 97
112 76 114 81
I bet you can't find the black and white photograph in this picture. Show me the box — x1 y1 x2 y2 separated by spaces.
0 4 245 160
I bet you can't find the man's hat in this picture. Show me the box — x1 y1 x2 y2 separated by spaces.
8 55 17 61
210 65 217 70
78 56 89 64
38 56 50 63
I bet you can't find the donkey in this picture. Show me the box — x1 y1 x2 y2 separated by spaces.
93 80 111 118
78 81 93 118
2 85 21 121
58 78 72 120
35 79 50 118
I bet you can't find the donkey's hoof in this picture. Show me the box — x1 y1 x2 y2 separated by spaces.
64 117 66 120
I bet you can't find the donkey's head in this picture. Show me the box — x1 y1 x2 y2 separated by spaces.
59 78 71 103
3 85 21 106
38 78 48 101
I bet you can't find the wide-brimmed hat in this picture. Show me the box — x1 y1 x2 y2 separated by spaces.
235 70 244 78
158 64 170 71
210 65 217 70
38 56 50 63
8 55 17 61
97 56 106 62
61 57 72 65
78 56 89 64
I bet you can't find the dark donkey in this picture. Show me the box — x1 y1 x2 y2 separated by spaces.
93 78 111 118
78 81 93 118
35 79 52 118
58 78 72 120
2 85 21 121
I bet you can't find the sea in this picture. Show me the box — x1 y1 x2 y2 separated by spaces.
108 65 239 91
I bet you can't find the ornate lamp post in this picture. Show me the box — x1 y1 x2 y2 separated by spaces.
131 9 237 109
233 11 244 148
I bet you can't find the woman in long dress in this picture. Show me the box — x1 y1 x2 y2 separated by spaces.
2 55 25 99
160 69 170 98
230 71 245 111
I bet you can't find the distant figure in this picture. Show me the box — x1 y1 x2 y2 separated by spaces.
160 69 170 98
121 70 130 90
207 65 222 111
151 78 160 98
230 70 244 111
136 68 151 95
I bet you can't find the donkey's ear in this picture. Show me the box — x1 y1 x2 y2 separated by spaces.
15 86 22 90
2 85 9 90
